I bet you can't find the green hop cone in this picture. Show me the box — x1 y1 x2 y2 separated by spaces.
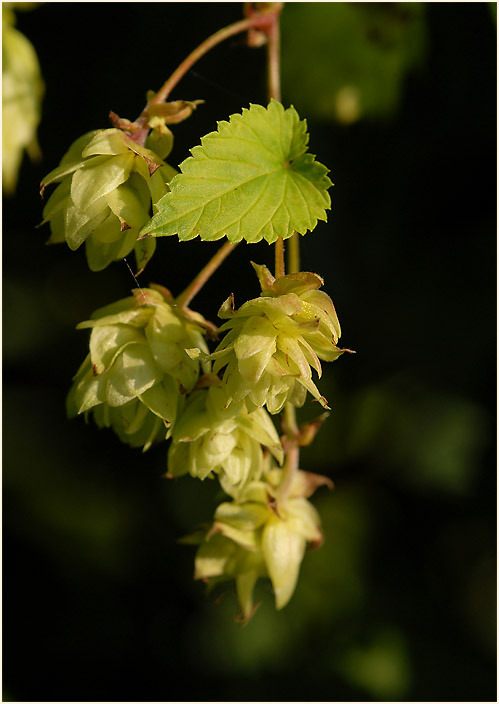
192 460 330 621
167 383 283 496
40 127 177 273
212 262 352 414
67 285 211 450
2 4 44 194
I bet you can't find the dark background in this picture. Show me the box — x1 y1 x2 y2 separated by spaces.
3 3 496 702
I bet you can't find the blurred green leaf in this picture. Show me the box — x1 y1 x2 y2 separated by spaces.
344 376 489 495
282 3 427 123
336 626 412 700
488 2 496 25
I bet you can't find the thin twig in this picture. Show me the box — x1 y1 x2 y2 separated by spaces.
263 6 303 503
266 12 282 103
287 231 300 274
274 237 285 278
265 6 285 281
128 12 279 144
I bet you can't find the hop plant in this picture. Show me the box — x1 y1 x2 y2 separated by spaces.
167 383 283 497
192 458 331 621
40 127 177 272
67 285 211 450
35 0 349 624
211 262 350 414
2 3 44 194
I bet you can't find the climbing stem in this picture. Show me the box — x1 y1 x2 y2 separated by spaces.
287 231 300 274
175 241 238 308
266 6 282 103
151 16 270 106
262 3 301 502
274 238 285 278
129 8 282 144
265 3 285 279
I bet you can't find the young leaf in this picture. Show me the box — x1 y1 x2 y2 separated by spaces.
140 100 332 244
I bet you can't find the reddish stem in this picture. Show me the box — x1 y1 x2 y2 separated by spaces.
128 10 280 146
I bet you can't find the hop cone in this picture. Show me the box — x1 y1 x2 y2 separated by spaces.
2 4 43 194
212 262 350 414
67 285 210 450
193 460 329 621
167 384 283 496
40 127 177 272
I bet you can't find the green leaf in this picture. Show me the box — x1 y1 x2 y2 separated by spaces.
140 100 332 245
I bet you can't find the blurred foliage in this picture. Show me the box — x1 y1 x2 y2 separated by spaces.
281 3 427 123
2 2 43 194
317 373 490 496
489 2 497 24
2 2 496 702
